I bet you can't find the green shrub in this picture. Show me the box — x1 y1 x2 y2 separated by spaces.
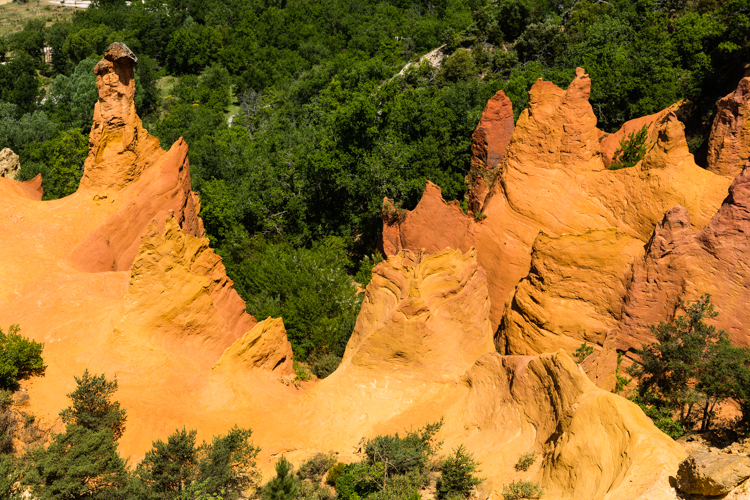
629 395 686 439
334 462 383 500
298 453 336 482
436 48 476 85
502 480 544 500
0 325 46 392
573 342 593 364
312 355 341 379
514 451 536 472
436 445 481 499
609 125 649 170
326 463 347 486
294 362 313 381
363 420 443 478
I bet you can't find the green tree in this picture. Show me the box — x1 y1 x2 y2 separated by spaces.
19 128 89 200
25 372 127 500
195 426 260 499
135 428 198 498
26 425 127 500
59 370 127 441
629 295 750 431
0 325 45 392
435 445 481 499
263 457 298 500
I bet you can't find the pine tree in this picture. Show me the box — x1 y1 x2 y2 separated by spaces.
262 457 298 500
25 371 128 499
136 427 198 497
59 369 127 440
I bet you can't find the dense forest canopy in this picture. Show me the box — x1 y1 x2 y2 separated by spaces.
1 0 748 369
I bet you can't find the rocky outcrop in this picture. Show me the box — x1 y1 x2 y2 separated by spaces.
292 247 686 500
466 90 514 212
343 248 495 380
384 68 731 344
585 161 750 386
0 148 20 180
0 47 706 500
213 317 294 376
118 215 256 359
500 229 643 356
677 451 750 496
707 77 750 178
70 42 203 273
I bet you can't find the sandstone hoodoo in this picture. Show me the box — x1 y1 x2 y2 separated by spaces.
0 43 735 500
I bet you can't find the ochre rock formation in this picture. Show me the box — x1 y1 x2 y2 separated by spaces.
501 229 644 357
587 161 750 386
277 250 686 500
70 42 203 274
0 46 699 500
383 68 734 384
214 317 294 376
707 76 750 178
343 248 495 380
466 90 514 212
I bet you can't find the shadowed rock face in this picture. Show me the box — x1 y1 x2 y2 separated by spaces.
707 77 750 178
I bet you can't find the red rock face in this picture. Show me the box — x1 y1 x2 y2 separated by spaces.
467 91 514 212
707 77 750 178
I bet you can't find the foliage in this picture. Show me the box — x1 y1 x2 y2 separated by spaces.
363 419 443 478
0 454 23 500
0 324 45 392
629 393 686 439
326 462 347 487
0 103 57 157
44 58 99 132
502 480 544 500
59 370 127 441
18 128 89 200
26 424 128 500
220 236 362 362
514 451 536 472
294 362 313 382
311 354 341 379
263 457 298 500
25 372 128 500
195 426 260 499
297 453 337 481
132 425 260 500
609 125 649 170
435 445 481 499
573 342 593 364
333 421 449 499
628 295 750 431
134 427 198 497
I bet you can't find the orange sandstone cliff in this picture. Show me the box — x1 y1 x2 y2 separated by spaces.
0 45 698 499
382 68 750 387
